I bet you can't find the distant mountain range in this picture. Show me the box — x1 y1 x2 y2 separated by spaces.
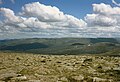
0 38 120 55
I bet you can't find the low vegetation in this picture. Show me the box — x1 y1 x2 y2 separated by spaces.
0 38 120 55
0 52 120 82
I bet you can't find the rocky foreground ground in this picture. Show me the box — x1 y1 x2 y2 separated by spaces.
0 52 120 82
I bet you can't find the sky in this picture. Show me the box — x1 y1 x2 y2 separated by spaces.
0 0 120 39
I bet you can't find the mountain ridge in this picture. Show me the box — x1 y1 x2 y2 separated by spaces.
0 38 120 55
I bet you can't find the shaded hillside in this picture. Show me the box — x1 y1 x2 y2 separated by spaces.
1 43 49 51
90 38 119 43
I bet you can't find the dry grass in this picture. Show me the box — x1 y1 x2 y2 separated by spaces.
0 52 120 82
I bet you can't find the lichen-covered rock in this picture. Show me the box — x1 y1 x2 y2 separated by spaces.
71 75 84 81
0 52 120 82
10 75 27 82
57 77 68 82
0 73 18 81
29 80 41 82
93 77 107 82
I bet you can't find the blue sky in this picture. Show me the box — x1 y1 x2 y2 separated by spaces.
0 0 120 39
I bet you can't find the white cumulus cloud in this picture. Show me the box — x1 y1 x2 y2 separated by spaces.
85 3 120 27
112 0 120 6
21 2 86 28
0 2 86 34
21 2 67 22
85 14 117 27
0 2 120 38
0 8 23 24
93 3 120 15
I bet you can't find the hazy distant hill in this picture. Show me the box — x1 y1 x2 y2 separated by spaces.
0 38 120 55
